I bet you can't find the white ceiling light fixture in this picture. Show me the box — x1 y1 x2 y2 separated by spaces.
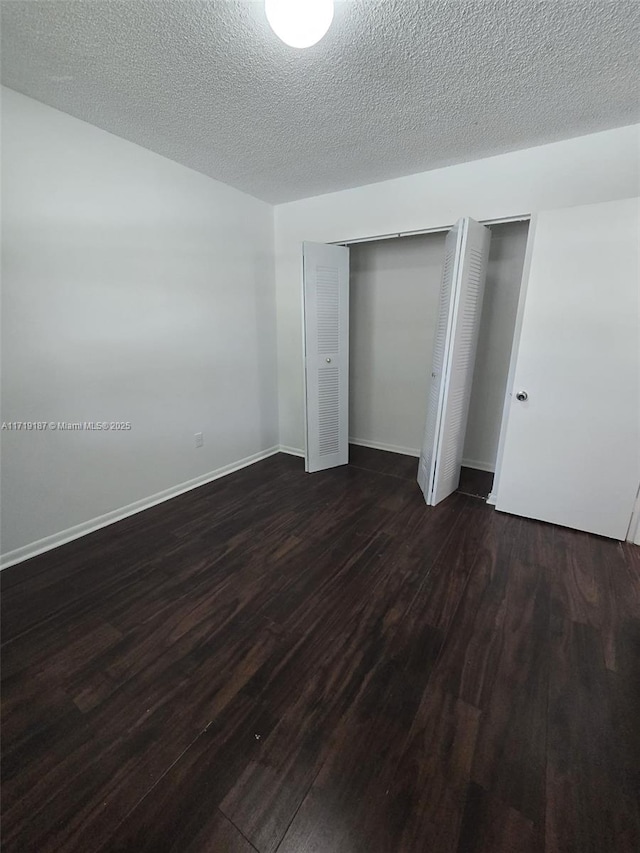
265 0 335 49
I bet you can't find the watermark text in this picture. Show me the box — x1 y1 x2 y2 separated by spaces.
1 421 132 431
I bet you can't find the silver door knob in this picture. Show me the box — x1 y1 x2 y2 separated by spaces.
516 391 528 402
326 357 332 363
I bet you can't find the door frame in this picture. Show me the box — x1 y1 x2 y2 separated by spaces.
628 487 640 545
301 214 532 468
488 214 539 505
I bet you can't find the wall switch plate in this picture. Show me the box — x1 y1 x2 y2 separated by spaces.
195 432 204 448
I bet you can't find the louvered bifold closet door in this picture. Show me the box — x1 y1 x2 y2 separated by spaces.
303 242 350 473
417 223 462 498
418 218 491 505
431 219 491 503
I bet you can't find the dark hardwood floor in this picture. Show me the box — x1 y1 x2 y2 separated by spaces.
1 450 638 852
348 443 494 499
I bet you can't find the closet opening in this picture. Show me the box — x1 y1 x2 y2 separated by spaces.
346 219 530 500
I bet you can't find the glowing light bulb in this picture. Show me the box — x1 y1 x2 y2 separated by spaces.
265 0 335 49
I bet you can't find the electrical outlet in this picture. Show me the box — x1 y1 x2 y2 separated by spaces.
195 432 204 448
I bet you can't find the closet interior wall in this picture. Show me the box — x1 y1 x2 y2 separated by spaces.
348 220 529 472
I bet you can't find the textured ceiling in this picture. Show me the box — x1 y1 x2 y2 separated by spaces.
1 0 639 203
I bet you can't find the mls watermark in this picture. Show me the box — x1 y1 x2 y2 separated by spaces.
1 421 132 431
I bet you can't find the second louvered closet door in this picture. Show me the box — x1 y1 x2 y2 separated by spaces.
418 218 491 505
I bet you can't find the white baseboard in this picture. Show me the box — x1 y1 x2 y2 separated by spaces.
0 446 281 571
486 492 498 506
461 458 496 473
278 445 305 458
349 438 420 458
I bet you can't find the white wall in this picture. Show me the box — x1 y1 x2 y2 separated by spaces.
275 124 640 453
349 234 445 455
1 88 278 560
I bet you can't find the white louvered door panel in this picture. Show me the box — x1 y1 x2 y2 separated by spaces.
418 218 491 506
303 242 350 473
431 222 491 504
417 224 462 497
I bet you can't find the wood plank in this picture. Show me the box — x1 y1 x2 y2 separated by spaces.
429 510 522 707
545 617 640 852
270 502 492 853
470 518 551 826
96 693 269 853
276 687 479 853
456 782 541 853
347 443 417 480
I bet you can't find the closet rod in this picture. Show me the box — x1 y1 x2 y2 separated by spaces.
333 213 531 246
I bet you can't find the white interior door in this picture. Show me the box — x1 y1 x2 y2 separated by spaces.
418 218 491 505
303 242 350 473
494 197 640 540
